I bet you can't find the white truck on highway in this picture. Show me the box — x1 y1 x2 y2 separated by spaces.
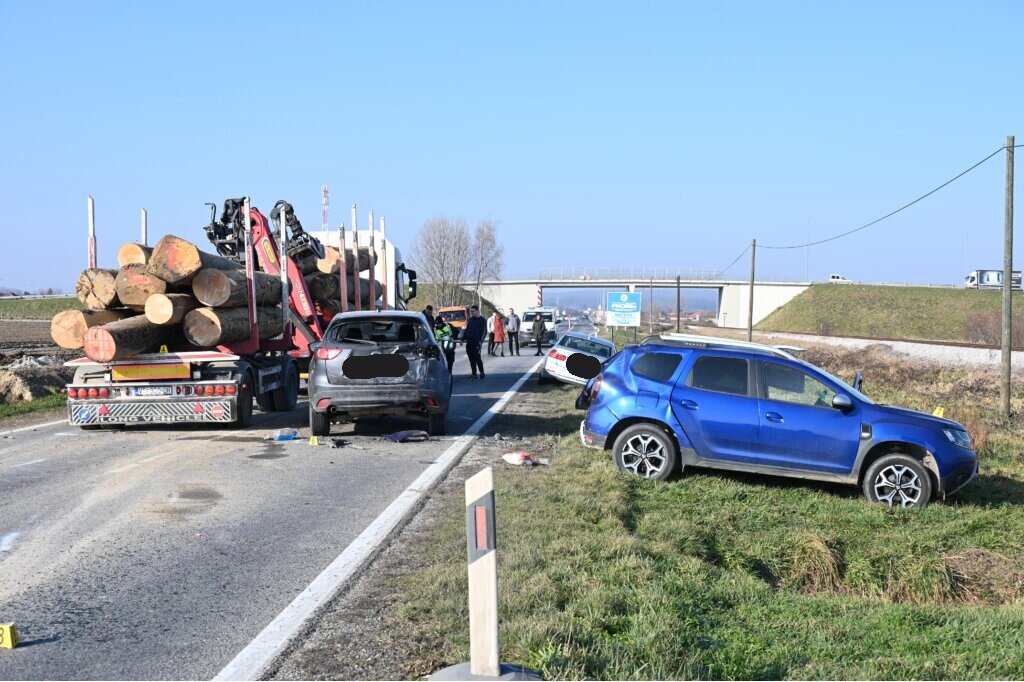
964 269 1022 290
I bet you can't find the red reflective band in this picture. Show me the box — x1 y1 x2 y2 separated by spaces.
98 387 110 398
225 384 237 395
316 347 341 360
475 505 488 550
316 398 330 409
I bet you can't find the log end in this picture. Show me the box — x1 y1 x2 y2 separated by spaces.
192 269 231 307
51 310 86 349
183 308 222 347
84 326 117 363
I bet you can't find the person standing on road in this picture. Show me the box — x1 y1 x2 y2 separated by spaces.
532 312 548 356
434 316 457 375
423 305 436 330
506 308 521 356
486 311 497 356
460 305 486 379
493 312 506 357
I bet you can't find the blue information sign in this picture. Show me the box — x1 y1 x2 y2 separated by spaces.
606 292 642 327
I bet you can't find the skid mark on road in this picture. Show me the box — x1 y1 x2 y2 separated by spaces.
0 532 21 552
107 455 161 474
10 459 45 468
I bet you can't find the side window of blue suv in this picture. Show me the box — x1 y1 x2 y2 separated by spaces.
631 352 682 383
686 355 749 396
762 362 836 409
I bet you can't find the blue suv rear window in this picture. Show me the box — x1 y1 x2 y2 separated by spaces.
687 356 748 396
631 352 682 382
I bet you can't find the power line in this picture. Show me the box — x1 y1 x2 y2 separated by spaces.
714 244 750 278
760 145 1009 250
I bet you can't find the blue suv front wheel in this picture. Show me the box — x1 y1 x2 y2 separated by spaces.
612 424 678 481
862 454 933 508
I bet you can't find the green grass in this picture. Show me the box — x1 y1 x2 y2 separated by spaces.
756 284 1024 344
395 347 1024 679
0 392 66 421
0 296 81 320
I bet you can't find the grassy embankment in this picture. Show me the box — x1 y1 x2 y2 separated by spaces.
756 284 1024 344
396 345 1024 679
0 296 81 320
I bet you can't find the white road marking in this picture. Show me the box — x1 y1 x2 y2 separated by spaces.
10 459 45 468
213 359 543 681
0 532 21 552
107 455 161 474
0 419 66 436
168 492 179 505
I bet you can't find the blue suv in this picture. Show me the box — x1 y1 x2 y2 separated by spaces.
577 334 978 508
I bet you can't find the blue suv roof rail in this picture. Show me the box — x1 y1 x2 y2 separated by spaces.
641 333 800 361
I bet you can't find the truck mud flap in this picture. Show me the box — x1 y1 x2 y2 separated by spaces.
68 400 235 425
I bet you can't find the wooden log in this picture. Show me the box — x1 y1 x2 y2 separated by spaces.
50 309 134 349
148 234 241 284
145 293 201 325
83 316 169 362
117 243 154 267
305 274 381 305
75 268 120 310
183 306 284 347
316 246 377 275
115 264 171 310
192 268 283 308
294 251 319 276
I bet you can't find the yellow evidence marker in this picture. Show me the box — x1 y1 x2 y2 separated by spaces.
308 436 320 446
0 623 19 649
932 406 945 418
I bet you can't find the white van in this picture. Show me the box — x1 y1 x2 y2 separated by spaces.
828 273 852 283
520 306 558 347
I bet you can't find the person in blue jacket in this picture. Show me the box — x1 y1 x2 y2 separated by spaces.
460 305 486 379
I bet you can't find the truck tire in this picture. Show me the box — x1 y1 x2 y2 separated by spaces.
271 361 299 412
428 410 448 436
255 389 275 413
233 371 254 428
310 403 330 437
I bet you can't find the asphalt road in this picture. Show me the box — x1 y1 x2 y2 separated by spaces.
0 351 540 680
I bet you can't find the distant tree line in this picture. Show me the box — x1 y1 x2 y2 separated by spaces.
409 216 504 307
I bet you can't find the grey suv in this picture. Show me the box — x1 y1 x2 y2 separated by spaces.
308 311 452 436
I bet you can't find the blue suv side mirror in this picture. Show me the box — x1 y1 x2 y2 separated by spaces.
832 394 854 411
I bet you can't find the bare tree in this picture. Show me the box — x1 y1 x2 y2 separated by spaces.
409 216 472 306
469 220 504 309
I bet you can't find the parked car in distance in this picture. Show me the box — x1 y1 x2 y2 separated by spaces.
308 311 452 436
539 332 616 385
828 273 852 283
577 333 977 507
520 306 559 347
438 305 470 330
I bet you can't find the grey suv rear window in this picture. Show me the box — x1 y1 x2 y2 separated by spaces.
688 356 748 396
631 352 682 382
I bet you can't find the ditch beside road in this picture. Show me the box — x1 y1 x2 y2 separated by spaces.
272 344 1024 680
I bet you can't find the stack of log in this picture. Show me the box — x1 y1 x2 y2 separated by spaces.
50 233 382 363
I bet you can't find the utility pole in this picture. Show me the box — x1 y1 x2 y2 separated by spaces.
1002 136 1015 419
649 277 654 334
675 275 681 333
747 239 756 342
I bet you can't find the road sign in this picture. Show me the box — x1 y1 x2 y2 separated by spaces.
606 292 641 327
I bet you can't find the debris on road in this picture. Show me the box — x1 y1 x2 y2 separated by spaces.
269 428 299 442
501 451 549 467
384 429 430 443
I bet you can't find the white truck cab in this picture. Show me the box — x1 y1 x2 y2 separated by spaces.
828 273 852 283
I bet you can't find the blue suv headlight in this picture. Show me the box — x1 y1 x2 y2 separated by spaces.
943 428 972 450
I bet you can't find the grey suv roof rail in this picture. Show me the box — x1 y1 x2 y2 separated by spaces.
639 333 799 361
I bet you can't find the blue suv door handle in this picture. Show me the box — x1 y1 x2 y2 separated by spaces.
765 411 784 423
679 399 699 410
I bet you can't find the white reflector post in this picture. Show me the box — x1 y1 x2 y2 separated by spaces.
466 467 500 677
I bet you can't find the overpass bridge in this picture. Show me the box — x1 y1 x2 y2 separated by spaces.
477 270 810 329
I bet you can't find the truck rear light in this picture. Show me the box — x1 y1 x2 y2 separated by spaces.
215 385 226 396
88 388 99 399
316 347 342 360
68 388 78 399
98 387 110 398
204 386 215 396
225 384 237 395
193 385 203 395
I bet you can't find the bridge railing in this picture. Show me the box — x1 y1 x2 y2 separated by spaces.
499 268 800 282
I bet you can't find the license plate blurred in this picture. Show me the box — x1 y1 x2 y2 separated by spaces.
134 386 173 397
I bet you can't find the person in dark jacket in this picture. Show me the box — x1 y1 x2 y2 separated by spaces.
532 313 548 356
422 305 436 330
460 305 486 379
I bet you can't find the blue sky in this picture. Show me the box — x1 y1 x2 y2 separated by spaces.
1 0 1021 292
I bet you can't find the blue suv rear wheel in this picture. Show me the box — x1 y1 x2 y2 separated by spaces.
612 423 678 481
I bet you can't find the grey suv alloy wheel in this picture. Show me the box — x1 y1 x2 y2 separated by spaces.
862 453 932 508
612 424 678 481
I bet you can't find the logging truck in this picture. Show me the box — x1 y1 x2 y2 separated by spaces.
63 197 417 429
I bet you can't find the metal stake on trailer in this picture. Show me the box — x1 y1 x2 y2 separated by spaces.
87 196 97 268
369 210 377 310
352 204 362 312
339 223 348 313
243 198 258 341
380 215 388 310
141 208 148 246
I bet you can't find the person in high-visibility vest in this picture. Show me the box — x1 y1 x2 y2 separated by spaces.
434 316 457 375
